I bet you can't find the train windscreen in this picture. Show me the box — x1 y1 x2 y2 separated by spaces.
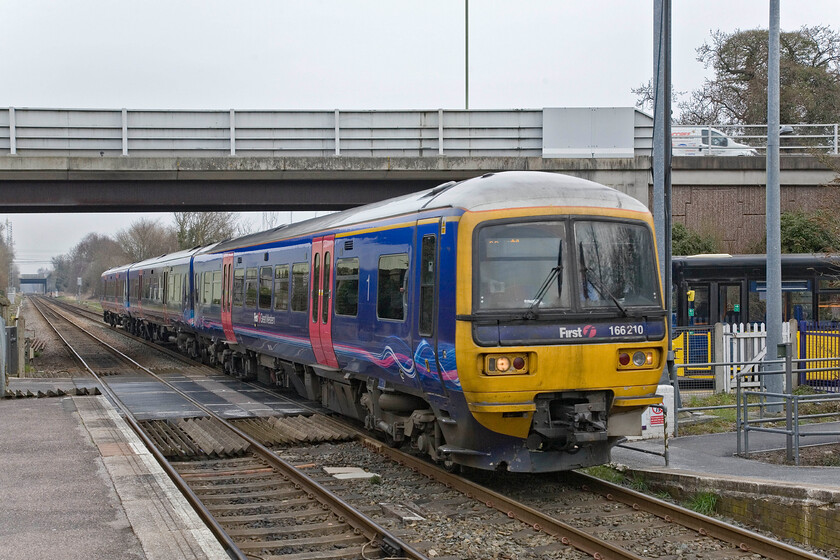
575 220 660 309
476 219 660 313
476 221 571 311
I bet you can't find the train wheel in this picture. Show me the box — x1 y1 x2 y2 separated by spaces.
441 455 460 474
382 432 405 449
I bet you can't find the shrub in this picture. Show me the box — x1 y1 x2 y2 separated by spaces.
672 223 718 255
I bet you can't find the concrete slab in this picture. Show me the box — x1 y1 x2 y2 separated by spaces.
7 377 100 395
612 422 840 489
0 396 228 560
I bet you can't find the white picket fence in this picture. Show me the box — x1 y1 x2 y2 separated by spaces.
720 322 791 392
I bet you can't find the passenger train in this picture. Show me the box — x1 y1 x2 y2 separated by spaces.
101 171 667 472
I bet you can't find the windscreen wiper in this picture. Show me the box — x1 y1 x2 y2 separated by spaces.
579 244 628 317
522 266 563 320
523 243 564 320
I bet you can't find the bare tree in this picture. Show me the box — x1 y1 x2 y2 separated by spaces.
173 212 241 249
0 221 15 294
261 212 284 230
116 218 178 262
51 233 129 296
634 25 840 125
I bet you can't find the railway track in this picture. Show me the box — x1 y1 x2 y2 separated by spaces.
30 296 427 560
40 296 830 560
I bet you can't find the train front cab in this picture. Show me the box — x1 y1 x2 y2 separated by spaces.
448 207 668 472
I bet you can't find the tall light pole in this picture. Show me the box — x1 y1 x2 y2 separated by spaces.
465 0 469 110
653 0 675 401
765 0 783 400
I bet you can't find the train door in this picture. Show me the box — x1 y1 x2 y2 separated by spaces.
221 252 236 342
137 271 143 313
309 236 339 368
718 283 742 324
414 220 446 398
162 270 169 323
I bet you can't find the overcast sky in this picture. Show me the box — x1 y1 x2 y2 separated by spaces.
2 0 836 274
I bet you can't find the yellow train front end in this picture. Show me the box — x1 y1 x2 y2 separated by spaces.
450 203 667 472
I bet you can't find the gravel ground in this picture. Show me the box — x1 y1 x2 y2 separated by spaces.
18 297 84 377
280 442 589 560
749 442 840 467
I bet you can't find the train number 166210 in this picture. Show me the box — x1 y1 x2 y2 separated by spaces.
608 324 645 336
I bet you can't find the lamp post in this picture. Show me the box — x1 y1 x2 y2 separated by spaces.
465 0 469 110
765 0 784 403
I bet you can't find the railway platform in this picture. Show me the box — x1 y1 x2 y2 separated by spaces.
0 394 229 560
612 422 840 488
611 425 840 552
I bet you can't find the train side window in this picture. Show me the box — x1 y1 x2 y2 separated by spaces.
274 265 290 311
377 253 409 321
291 263 309 312
172 274 181 305
419 235 436 336
245 268 258 307
233 269 245 307
259 266 273 309
335 258 359 317
211 271 222 305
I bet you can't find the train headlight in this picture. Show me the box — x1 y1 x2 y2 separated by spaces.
484 353 529 375
617 349 657 370
632 351 647 366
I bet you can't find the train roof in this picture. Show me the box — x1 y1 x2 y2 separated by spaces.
204 171 648 254
128 244 214 271
102 263 134 276
672 253 840 269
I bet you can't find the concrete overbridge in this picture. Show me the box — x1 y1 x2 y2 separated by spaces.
1 106 837 251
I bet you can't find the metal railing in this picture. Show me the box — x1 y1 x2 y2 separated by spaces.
1 107 836 158
0 107 544 158
674 351 840 463
679 123 840 154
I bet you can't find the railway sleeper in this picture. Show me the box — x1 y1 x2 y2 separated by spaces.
238 532 369 551
228 520 349 540
195 487 305 502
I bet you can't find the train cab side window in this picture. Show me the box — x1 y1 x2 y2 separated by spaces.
211 271 222 305
335 258 359 317
291 263 309 312
377 253 409 321
274 265 290 311
245 268 258 307
259 266 273 309
233 269 245 307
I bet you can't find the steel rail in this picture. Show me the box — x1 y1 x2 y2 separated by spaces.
570 472 827 560
59 298 823 559
312 411 828 560
311 417 643 560
35 296 427 560
29 297 248 560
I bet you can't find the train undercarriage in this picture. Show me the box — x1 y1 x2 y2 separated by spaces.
107 315 619 472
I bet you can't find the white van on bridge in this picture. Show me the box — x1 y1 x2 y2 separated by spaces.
672 126 758 156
